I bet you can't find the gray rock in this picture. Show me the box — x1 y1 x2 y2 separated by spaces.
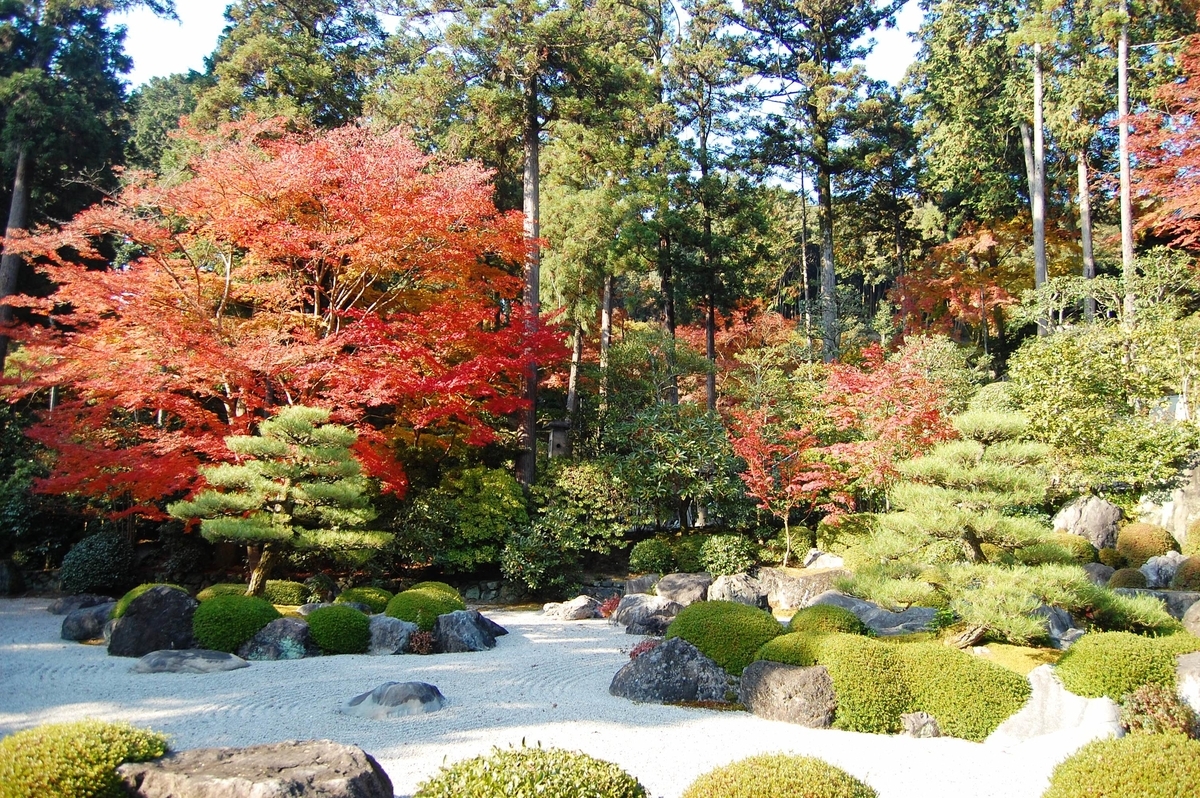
611 594 683 629
237 618 321 660
626 615 673 636
1081 562 1115 587
340 681 446 719
654 573 712 607
1140 551 1188 589
131 649 250 674
118 739 392 798
902 712 942 738
368 615 417 655
1033 605 1086 650
103 618 116 643
108 586 198 658
0 559 23 595
48 594 115 615
477 613 508 637
1053 496 1123 550
738 660 836 727
433 610 497 653
1184 601 1200 637
609 637 728 704
542 595 601 620
708 574 768 608
1113 588 1200 619
1178 652 1200 716
801 548 824 567
625 574 660 595
986 664 1122 748
61 601 116 641
758 568 852 611
806 553 845 570
809 591 936 636
297 602 330 616
1136 465 1200 547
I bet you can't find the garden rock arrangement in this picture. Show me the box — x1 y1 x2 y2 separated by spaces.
108 586 198 658
654 572 712 606
609 637 728 704
809 591 936 636
367 615 418 655
757 566 851 611
60 601 116 641
737 660 837 727
238 617 322 660
610 594 683 635
130 649 250 674
340 681 447 719
708 573 768 608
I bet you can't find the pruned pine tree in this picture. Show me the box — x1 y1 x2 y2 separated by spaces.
169 406 388 596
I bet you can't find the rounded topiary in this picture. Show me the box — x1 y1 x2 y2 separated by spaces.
113 583 189 619
681 754 876 798
1042 733 1200 798
1055 632 1179 700
191 594 281 653
407 581 463 601
755 631 826 667
0 719 168 798
665 600 782 676
306 604 370 654
1171 557 1200 591
385 588 467 631
1098 547 1125 569
261 580 308 606
1052 533 1098 564
699 534 757 577
1107 568 1148 589
196 583 248 602
1121 682 1198 737
414 747 646 798
1116 523 1180 568
672 537 706 573
58 533 134 596
787 604 871 636
335 586 394 614
816 634 912 734
628 539 675 575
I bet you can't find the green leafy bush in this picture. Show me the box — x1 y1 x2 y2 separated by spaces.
628 539 675 575
58 533 134 596
672 537 705 573
1121 683 1198 737
1013 543 1077 567
787 605 871 636
414 746 646 798
816 634 912 733
261 580 308 606
1042 733 1200 798
0 719 168 798
896 643 1031 741
113 583 189 619
407 581 463 601
335 586 393 613
303 573 336 603
1055 632 1180 700
699 534 756 577
1116 523 1179 568
191 594 281 653
1052 534 1098 563
1107 568 1148 589
196 583 248 602
681 754 876 798
1171 557 1200 591
306 604 370 654
385 588 466 631
755 631 826 667
1098 547 1125 568
665 600 782 675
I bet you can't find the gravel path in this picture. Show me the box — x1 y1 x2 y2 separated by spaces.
0 598 1080 798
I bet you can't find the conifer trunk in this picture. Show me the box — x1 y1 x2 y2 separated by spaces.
1078 154 1097 321
0 147 31 371
1119 0 1135 326
517 73 541 486
246 544 283 597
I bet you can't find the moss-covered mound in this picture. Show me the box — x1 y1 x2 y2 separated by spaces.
1042 733 1200 798
817 634 913 734
787 605 871 636
191 594 281 653
1098 547 1125 569
306 605 370 654
414 747 646 798
681 754 876 798
1171 557 1200 591
195 583 248 602
896 643 1031 741
385 588 466 632
0 719 168 798
335 586 394 614
755 631 827 667
1116 523 1179 568
113 583 189 619
1055 632 1180 700
665 600 782 676
1107 568 1148 589
1052 534 1098 564
407 581 463 601
261 580 308 606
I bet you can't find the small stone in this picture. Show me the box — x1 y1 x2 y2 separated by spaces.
131 649 250 674
340 681 446 719
48 594 115 615
542 595 601 620
806 553 845 570
609 637 728 704
625 615 673 636
61 602 116 641
654 573 712 606
368 615 417 655
238 618 321 660
902 711 942 738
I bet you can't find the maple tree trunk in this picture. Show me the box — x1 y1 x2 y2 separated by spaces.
1119 2 1136 327
517 74 541 486
1032 43 1048 335
1078 154 1097 321
246 544 283 597
0 147 31 372
782 516 792 569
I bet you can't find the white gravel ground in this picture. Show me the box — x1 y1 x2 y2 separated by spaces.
0 598 1085 798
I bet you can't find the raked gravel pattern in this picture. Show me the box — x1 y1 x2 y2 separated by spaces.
1 598 1081 798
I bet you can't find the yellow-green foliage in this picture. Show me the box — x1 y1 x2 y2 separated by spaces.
113 584 188 618
756 632 827 667
196 583 248 601
1171 557 1200 591
976 644 1062 676
817 634 912 734
787 605 871 636
1107 568 1148 589
191 595 281 653
0 719 168 798
1098 547 1125 568
335 586 394 613
385 588 466 631
414 747 646 798
1052 534 1098 564
681 754 876 798
1042 733 1200 798
1116 523 1179 568
261 580 307 606
980 543 1016 565
665 600 782 676
628 539 675 575
306 605 370 654
896 643 1031 741
1013 542 1077 567
407 581 463 601
1186 518 1200 557
1055 632 1181 700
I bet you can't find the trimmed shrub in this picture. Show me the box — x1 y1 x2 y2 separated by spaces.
672 537 705 573
113 583 189 619
407 581 463 601
699 534 756 577
58 533 134 596
1107 568 1148 589
1052 534 1098 564
261 580 307 606
0 719 168 798
1116 523 1179 568
1171 557 1200 591
191 594 281 653
817 634 912 734
385 588 466 632
196 583 248 602
1121 683 1198 737
1055 632 1179 700
681 754 876 798
665 600 782 676
1042 733 1200 798
896 643 1031 741
787 605 871 637
414 746 646 798
628 539 675 575
1098 547 1125 569
1013 543 1077 567
306 604 370 654
335 586 394 614
755 631 826 667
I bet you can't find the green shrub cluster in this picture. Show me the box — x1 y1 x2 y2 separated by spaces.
407 581 463 601
1042 733 1200 798
58 533 133 596
754 631 825 667
814 634 912 734
306 604 370 654
196 583 247 602
1171 557 1200 591
699 534 756 577
672 537 706 573
0 719 168 798
681 754 876 798
787 605 871 637
1121 683 1198 737
1107 568 1148 589
1012 542 1077 567
414 747 646 798
191 595 281 653
1098 547 1125 568
335 586 394 613
261 580 308 606
1055 632 1182 700
1051 533 1098 564
385 587 466 632
628 539 675 575
1116 523 1179 568
665 600 782 675
113 583 189 619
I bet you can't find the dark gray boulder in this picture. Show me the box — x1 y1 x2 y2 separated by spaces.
107 586 198 658
130 649 250 674
1053 496 1123 550
626 614 674 636
0 559 23 595
368 615 417 655
708 574 768 608
1081 562 1115 587
477 613 508 637
61 601 116 641
611 594 683 630
809 591 936 636
48 594 114 615
654 573 712 607
738 660 836 727
340 681 446 719
758 567 851 611
237 618 321 660
609 637 728 704
433 610 497 653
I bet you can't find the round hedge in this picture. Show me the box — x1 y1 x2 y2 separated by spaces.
191 594 281 653
1171 557 1200 591
58 533 133 596
628 539 675 575
0 719 168 798
261 580 308 606
1052 533 1098 564
414 747 646 798
681 754 876 798
787 605 871 636
1107 568 1148 589
699 534 757 577
665 600 782 676
306 604 370 654
1116 523 1179 568
1120 683 1199 737
407 581 463 601
1055 632 1179 700
672 537 706 573
335 586 394 614
196 583 248 602
755 631 826 667
113 583 189 619
817 634 912 734
385 588 466 631
1042 733 1200 798
1098 547 1125 569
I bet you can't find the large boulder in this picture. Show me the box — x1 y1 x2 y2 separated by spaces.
61 601 116 641
1178 652 1200 717
130 649 250 674
1140 551 1188 589
118 740 393 798
1081 562 1115 587
542 595 601 620
985 665 1121 749
368 615 418 655
654 573 711 606
1053 496 1123 550
625 574 659 595
0 559 23 595
757 567 851 611
237 618 321 660
1184 601 1200 637
610 594 683 631
107 586 198 658
1136 464 1200 547
432 610 497 653
1113 588 1200 620
340 681 446 719
737 660 836 727
609 637 728 704
708 574 768 608
809 591 936 636
48 594 114 615
802 550 845 570
1033 605 1086 650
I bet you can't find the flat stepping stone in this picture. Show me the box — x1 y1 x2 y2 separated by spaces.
131 649 250 674
340 681 446 718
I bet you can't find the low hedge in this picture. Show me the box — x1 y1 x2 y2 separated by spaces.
1042 733 1200 798
1055 632 1181 700
1107 568 1148 589
385 588 466 632
306 605 370 654
787 605 871 636
1052 533 1098 564
681 754 876 798
1171 557 1200 591
816 634 912 734
414 747 646 798
58 533 134 596
755 631 827 667
335 586 394 614
896 643 1031 741
665 600 782 676
0 719 168 798
407 581 463 601
191 594 281 653
261 580 308 606
1116 523 1179 568
112 583 189 619
195 583 248 602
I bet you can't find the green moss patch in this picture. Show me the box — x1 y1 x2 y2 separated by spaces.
1042 733 1200 798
